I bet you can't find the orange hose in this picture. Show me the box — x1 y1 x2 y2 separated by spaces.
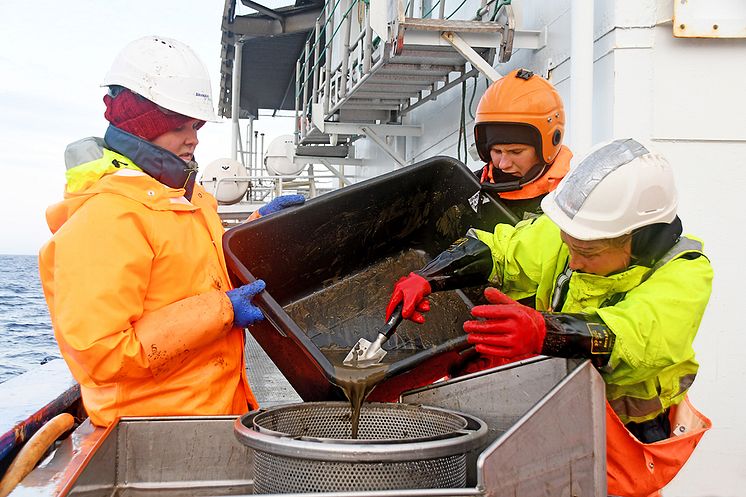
0 413 74 497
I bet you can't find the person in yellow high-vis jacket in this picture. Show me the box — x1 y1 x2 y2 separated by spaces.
38 36 290 426
385 138 713 495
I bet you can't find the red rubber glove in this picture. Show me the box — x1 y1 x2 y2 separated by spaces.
385 272 432 324
463 287 546 359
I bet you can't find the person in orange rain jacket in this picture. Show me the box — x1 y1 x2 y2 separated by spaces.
38 36 303 427
473 68 572 221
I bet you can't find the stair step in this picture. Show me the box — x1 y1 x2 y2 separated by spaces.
295 145 350 158
400 18 503 33
378 63 460 76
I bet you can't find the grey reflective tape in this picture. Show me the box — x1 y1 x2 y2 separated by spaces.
650 236 704 273
555 138 649 219
608 373 697 421
609 394 663 420
678 373 696 394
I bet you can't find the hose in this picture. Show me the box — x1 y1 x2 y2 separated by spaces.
0 413 75 497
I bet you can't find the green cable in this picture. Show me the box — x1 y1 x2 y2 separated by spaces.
299 0 344 70
446 0 469 19
458 80 466 162
468 74 478 120
423 0 440 18
490 0 511 21
461 80 469 160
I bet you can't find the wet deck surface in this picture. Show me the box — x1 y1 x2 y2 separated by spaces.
244 332 302 407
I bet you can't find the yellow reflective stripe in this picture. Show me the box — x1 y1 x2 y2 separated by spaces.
66 149 142 193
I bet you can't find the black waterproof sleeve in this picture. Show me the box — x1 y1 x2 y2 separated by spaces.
540 313 616 368
416 236 493 292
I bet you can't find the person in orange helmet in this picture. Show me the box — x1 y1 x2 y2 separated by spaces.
38 36 302 427
473 68 572 220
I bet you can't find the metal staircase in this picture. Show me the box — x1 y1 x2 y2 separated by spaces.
295 0 545 165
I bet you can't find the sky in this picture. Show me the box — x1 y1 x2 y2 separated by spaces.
0 0 293 255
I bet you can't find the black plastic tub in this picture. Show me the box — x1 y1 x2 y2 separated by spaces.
223 156 516 401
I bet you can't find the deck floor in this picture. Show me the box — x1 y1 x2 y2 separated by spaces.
244 332 303 407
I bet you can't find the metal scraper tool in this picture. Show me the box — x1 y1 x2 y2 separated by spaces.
343 303 404 367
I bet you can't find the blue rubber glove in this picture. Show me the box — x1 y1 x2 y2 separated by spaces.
226 279 266 328
258 194 306 216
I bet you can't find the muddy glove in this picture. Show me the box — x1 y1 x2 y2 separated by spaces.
463 287 546 358
227 280 266 327
247 194 305 221
385 273 432 323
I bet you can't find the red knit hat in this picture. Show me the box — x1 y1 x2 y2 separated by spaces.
103 89 197 141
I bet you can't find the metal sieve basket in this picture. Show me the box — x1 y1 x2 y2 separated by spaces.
234 402 488 494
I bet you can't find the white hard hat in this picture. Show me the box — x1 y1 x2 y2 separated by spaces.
102 35 219 122
541 138 678 241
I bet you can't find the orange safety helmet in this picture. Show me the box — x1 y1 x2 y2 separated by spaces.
474 69 565 166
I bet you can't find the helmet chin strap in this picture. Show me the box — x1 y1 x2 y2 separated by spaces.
481 162 548 193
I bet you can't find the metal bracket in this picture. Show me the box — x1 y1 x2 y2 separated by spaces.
318 159 352 186
494 4 515 63
442 31 503 83
361 126 408 167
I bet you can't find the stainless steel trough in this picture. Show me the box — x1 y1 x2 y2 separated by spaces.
12 357 607 497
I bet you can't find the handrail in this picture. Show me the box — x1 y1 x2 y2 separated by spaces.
295 0 498 142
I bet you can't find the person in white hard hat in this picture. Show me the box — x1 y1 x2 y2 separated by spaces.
383 138 713 494
38 36 289 426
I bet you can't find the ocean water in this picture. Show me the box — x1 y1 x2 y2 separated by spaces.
0 255 59 384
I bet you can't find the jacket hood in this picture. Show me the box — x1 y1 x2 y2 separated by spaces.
46 137 199 234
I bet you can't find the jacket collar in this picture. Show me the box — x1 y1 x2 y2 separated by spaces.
498 145 573 201
104 124 197 200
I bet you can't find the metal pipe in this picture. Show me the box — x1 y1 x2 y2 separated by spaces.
323 0 333 115
363 5 373 73
253 131 259 172
307 163 317 198
570 0 594 157
339 0 352 98
339 0 354 98
351 25 366 49
302 42 311 135
295 59 302 142
230 38 244 161
259 133 265 176
312 19 321 106
246 118 254 175
438 0 445 19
